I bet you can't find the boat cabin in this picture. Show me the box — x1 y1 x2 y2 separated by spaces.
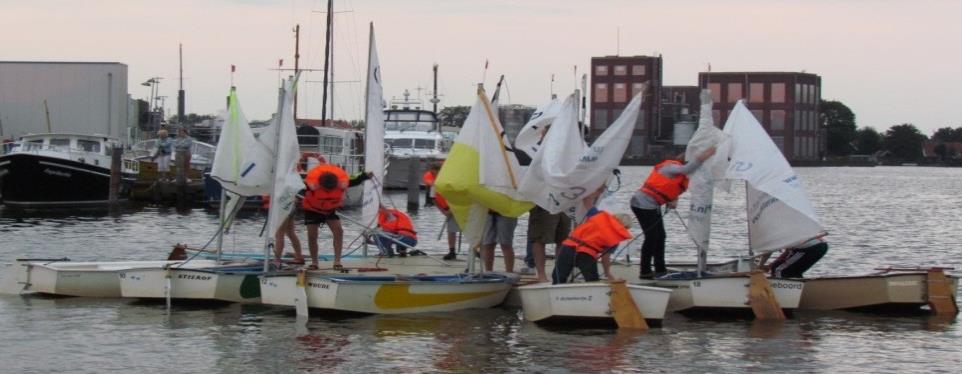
9 133 125 169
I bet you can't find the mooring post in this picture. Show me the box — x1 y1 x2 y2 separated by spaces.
175 149 188 205
108 146 122 206
406 159 420 212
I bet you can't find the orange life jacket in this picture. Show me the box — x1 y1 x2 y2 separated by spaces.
640 160 689 205
434 192 450 211
562 211 632 259
422 170 436 186
261 195 270 210
378 208 417 239
302 164 349 213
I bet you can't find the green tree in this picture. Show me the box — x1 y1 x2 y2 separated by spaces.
854 126 883 154
883 123 927 161
821 100 857 156
438 106 471 128
932 126 962 142
169 113 215 125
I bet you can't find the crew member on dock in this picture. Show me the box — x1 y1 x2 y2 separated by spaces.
481 211 518 273
152 129 173 181
631 146 716 279
422 163 440 207
435 190 461 260
375 205 418 257
759 237 829 278
302 163 371 270
552 210 633 284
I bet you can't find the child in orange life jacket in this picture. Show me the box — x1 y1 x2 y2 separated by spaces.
552 209 634 284
631 147 716 279
302 163 372 270
375 205 418 257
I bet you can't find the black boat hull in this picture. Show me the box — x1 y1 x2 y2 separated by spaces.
0 153 135 207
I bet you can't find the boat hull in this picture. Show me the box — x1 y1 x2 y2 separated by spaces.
118 265 262 303
261 273 515 314
643 275 804 313
0 153 134 207
517 282 672 326
799 272 960 312
15 260 219 298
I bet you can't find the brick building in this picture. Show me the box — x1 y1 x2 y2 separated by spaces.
698 72 824 161
590 55 662 159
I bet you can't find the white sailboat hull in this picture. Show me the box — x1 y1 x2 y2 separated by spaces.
644 275 804 313
799 272 960 311
15 260 219 298
118 265 262 303
517 282 672 326
260 273 515 314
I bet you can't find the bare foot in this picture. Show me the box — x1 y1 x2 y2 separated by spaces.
536 276 549 283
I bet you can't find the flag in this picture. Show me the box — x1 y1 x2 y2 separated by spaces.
434 86 533 246
361 23 386 229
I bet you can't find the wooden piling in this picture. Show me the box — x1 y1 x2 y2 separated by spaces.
108 146 122 206
406 158 420 211
175 149 188 205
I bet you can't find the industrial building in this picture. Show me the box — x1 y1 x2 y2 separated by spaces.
0 61 131 142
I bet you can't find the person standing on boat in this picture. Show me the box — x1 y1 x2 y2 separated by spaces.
302 163 372 270
263 195 305 265
759 237 829 278
480 211 518 273
552 210 633 284
152 129 173 181
631 147 716 279
174 127 194 171
435 191 461 260
375 205 418 257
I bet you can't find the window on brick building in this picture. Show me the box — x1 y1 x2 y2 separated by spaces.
636 110 646 130
772 83 786 103
793 137 800 158
772 136 785 153
613 83 627 103
593 110 608 130
631 83 645 97
752 110 765 126
808 84 816 104
708 83 722 103
795 84 802 104
749 83 765 103
595 65 608 76
712 109 721 125
594 83 608 103
629 135 645 157
632 65 646 76
771 110 785 131
614 65 627 76
727 83 743 103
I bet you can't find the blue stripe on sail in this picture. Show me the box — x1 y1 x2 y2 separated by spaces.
241 163 256 177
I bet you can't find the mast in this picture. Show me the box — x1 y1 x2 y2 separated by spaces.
293 24 300 118
320 0 333 127
431 64 439 114
263 83 288 272
177 43 185 125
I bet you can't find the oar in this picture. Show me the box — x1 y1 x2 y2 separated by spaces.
294 269 309 317
609 280 648 330
747 270 785 320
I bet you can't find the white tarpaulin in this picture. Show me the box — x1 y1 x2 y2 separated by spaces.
722 100 824 252
265 74 305 239
518 92 641 215
685 89 727 262
361 23 386 229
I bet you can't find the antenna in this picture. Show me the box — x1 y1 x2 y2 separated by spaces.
177 43 185 124
616 27 620 56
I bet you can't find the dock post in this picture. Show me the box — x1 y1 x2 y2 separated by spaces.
175 149 188 206
108 146 122 206
406 159 420 212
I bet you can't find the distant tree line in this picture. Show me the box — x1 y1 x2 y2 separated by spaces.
822 100 961 162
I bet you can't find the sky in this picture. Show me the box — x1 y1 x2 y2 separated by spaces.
3 0 961 134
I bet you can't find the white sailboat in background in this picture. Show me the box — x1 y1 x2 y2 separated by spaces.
642 97 805 318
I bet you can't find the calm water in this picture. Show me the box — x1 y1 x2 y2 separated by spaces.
1 166 960 373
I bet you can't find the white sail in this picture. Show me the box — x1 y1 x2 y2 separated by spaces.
519 92 641 215
210 88 275 196
266 74 305 239
722 101 824 252
361 23 386 229
514 97 562 163
685 89 727 268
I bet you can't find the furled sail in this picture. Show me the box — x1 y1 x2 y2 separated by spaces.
434 86 533 246
518 92 641 215
265 74 305 239
361 23 386 229
684 89 727 271
722 101 824 252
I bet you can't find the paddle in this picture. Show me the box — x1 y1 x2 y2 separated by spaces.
609 280 648 330
294 269 309 317
747 270 785 320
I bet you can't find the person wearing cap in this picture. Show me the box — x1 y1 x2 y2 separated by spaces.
631 147 716 279
302 163 372 270
552 210 634 284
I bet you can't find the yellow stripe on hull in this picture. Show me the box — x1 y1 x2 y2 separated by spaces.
373 283 503 309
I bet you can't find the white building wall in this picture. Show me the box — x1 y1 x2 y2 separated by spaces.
0 62 128 141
